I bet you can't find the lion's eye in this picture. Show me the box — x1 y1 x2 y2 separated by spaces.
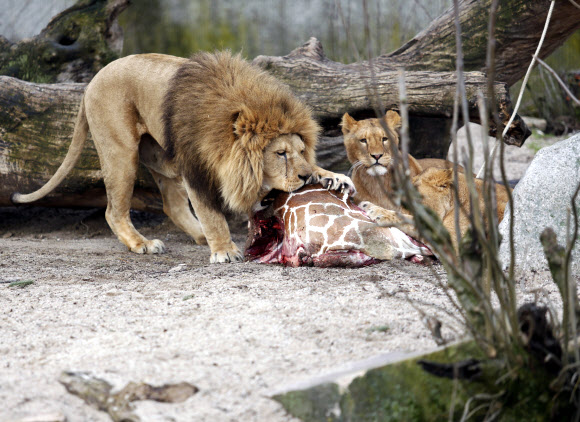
359 139 367 144
382 137 388 143
300 150 305 155
277 151 287 157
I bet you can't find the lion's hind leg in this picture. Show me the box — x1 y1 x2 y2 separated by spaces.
148 169 207 245
91 133 166 254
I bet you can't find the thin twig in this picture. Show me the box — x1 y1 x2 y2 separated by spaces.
536 57 580 107
450 88 463 250
398 69 410 171
477 0 556 179
453 0 487 246
452 0 474 174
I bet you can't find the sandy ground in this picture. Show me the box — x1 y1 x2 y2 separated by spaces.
0 127 573 422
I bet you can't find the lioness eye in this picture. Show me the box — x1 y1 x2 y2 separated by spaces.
359 139 367 144
382 137 388 143
300 150 305 155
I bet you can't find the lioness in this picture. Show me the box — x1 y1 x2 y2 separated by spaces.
341 111 509 248
12 52 354 263
341 111 460 209
341 111 454 236
412 167 509 246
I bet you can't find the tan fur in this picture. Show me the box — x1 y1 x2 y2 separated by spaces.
13 52 353 263
342 112 509 248
413 167 510 247
341 111 423 211
417 158 465 173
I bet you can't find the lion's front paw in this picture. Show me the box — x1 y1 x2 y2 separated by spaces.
360 201 395 226
131 239 166 254
210 245 243 264
319 173 356 195
359 201 378 219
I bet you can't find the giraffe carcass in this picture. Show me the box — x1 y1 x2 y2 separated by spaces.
245 184 432 267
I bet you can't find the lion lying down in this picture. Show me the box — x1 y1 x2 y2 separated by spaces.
12 52 354 263
341 111 510 249
245 184 432 267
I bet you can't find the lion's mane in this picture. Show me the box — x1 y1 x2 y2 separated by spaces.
163 51 320 213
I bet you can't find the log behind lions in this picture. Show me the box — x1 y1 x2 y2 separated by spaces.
11 52 355 263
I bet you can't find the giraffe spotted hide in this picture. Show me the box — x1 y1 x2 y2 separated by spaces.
245 184 432 267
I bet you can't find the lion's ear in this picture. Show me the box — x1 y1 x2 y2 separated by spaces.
429 168 454 190
385 110 402 130
341 113 358 134
233 110 248 139
232 110 270 151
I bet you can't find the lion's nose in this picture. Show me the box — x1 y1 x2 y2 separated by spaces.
298 174 311 183
371 153 383 161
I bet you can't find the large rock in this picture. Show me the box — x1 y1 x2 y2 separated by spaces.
271 339 565 421
499 133 580 271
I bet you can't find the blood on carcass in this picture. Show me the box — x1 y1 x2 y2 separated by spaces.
245 184 432 267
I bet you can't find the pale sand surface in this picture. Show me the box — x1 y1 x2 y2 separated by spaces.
0 127 571 421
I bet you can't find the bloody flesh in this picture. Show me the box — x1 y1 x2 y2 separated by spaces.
245 184 432 267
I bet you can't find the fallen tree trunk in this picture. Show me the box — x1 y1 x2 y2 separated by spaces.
253 38 530 156
0 77 161 211
383 0 580 87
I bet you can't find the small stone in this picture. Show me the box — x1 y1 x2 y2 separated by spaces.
105 288 121 296
18 412 67 422
1 232 13 239
168 263 187 273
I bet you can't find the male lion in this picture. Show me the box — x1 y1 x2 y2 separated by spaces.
12 52 354 263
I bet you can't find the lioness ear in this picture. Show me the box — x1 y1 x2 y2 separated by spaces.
385 110 402 130
341 113 358 134
433 168 454 189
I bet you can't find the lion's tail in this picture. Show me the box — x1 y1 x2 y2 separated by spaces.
11 96 89 204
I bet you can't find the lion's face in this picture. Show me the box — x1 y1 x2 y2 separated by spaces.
342 111 402 177
262 134 313 193
412 167 455 219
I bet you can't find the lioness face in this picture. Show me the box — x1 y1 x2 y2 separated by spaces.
342 111 402 177
412 168 454 219
262 134 313 193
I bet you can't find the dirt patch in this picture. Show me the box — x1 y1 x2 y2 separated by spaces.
0 129 568 421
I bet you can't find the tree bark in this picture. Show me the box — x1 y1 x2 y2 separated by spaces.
0 76 161 211
0 0 129 83
383 0 580 87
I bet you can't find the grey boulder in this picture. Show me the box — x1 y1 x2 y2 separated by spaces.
499 133 580 271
